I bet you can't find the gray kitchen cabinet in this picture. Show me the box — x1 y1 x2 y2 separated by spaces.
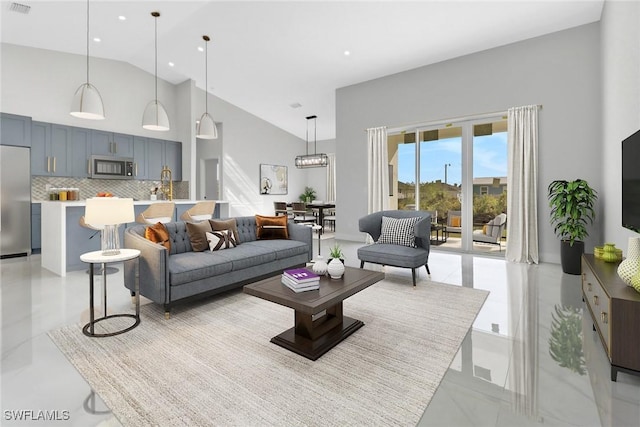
91 130 133 157
1 113 31 147
31 203 41 252
133 136 148 179
146 138 182 181
32 122 89 178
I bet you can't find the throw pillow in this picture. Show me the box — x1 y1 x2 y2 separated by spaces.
144 222 171 251
451 216 461 227
209 218 240 245
186 220 213 252
377 216 421 248
255 214 289 240
205 230 237 251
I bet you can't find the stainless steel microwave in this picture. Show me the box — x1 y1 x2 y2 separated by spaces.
90 155 135 179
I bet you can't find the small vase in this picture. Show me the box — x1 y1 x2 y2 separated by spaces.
618 237 640 286
312 256 328 276
327 257 345 279
150 194 157 201
602 243 618 263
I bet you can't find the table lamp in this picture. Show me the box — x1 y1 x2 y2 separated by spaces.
84 198 135 256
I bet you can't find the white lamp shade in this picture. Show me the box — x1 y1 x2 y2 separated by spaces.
70 83 105 120
84 197 135 226
142 100 170 131
196 112 218 139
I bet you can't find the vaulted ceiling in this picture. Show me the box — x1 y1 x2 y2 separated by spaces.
1 1 604 140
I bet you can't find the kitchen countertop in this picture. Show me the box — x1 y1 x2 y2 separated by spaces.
33 199 220 206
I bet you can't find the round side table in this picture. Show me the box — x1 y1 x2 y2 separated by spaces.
80 248 141 337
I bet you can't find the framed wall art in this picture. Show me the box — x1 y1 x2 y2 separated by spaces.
259 164 288 195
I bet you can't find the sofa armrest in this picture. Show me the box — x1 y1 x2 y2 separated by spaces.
287 221 313 261
124 228 170 304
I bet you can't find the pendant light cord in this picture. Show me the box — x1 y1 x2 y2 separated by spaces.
154 13 158 102
204 36 209 114
85 0 90 84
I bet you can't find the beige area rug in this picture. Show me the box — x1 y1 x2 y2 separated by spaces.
49 279 488 427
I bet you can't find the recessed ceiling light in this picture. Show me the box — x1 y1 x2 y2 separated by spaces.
197 46 204 52
168 62 175 67
289 102 302 109
93 37 101 43
118 15 126 21
344 50 351 56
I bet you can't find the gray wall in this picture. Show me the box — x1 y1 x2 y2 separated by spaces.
0 43 311 217
601 0 640 251
335 23 602 263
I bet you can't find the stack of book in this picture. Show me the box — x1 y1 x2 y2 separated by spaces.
281 268 320 293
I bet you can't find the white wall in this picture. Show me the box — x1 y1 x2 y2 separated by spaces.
1 43 311 216
601 0 640 250
335 23 602 263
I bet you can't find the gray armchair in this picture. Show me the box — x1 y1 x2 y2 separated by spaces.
357 210 431 286
472 213 507 249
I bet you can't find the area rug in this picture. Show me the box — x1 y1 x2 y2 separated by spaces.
49 279 488 426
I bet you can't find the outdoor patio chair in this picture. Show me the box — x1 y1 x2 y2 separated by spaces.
472 213 507 249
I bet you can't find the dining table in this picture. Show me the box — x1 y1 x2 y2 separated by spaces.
287 202 335 231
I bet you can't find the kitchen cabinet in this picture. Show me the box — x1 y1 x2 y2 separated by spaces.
133 136 148 179
0 113 31 147
91 130 133 157
147 138 182 181
31 122 88 177
31 203 41 251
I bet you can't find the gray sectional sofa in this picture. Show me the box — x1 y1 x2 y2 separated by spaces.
123 216 312 317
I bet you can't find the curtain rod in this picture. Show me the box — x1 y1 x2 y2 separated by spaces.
364 104 543 132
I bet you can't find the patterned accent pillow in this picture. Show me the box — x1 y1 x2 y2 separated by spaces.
186 220 213 252
377 216 421 248
144 222 171 251
255 215 289 239
206 230 237 251
209 218 240 245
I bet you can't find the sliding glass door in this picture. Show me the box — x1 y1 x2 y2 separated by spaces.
388 115 507 255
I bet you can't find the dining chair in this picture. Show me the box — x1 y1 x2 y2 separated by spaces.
291 202 316 224
274 201 292 218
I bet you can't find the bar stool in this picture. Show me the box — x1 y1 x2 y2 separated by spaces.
79 215 118 275
180 201 215 222
136 202 175 224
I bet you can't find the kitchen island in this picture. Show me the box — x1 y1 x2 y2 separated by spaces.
40 200 229 276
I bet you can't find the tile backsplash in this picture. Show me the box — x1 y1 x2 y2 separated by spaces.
32 177 189 201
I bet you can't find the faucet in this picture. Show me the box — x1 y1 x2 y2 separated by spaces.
160 165 173 201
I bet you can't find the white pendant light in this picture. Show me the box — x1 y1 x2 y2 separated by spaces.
142 11 170 131
196 35 218 139
70 0 105 120
295 115 328 168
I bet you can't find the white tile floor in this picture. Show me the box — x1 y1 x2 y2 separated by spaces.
1 239 639 426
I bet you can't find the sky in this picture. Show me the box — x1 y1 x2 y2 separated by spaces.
397 132 508 185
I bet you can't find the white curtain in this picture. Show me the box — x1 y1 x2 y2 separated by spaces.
367 126 389 214
505 105 539 264
326 153 336 202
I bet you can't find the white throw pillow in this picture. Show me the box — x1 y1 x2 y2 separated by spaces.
206 230 237 251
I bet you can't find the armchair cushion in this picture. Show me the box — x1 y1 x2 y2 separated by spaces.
377 216 421 248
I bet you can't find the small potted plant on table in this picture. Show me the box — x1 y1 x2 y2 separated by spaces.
327 244 345 279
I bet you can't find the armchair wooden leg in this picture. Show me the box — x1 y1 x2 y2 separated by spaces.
411 268 417 287
425 264 431 275
360 260 365 269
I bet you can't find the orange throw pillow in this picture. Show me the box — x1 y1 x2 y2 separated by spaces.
451 216 461 227
255 215 289 239
145 222 171 251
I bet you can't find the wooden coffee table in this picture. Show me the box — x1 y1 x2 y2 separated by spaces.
244 267 384 360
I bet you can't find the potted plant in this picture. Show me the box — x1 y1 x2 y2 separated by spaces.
299 186 316 203
548 179 597 275
327 244 345 279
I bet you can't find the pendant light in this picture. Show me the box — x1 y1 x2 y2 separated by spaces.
142 11 170 131
70 0 105 120
295 115 328 168
196 35 218 139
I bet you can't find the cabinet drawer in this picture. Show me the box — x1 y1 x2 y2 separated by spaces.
582 268 611 354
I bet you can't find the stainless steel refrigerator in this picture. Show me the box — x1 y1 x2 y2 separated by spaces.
0 145 31 258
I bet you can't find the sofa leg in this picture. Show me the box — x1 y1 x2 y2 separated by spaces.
360 260 364 269
425 264 431 275
411 268 417 287
164 304 171 320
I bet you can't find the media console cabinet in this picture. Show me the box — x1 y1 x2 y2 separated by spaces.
581 254 640 381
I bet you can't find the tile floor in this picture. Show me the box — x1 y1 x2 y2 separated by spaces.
1 238 639 426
